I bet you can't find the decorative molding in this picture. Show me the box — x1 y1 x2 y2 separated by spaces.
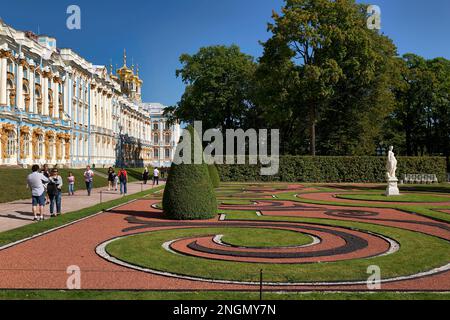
1 123 15 159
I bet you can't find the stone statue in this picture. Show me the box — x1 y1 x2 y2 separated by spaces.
385 145 400 196
386 146 397 180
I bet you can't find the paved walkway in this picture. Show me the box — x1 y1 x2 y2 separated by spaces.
0 181 164 233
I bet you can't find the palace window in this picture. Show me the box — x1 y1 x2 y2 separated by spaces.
153 123 159 131
23 68 28 79
34 88 41 114
6 79 14 106
165 134 171 145
153 133 159 145
38 135 44 157
7 131 16 157
49 137 55 159
23 134 30 157
165 148 170 159
154 148 159 159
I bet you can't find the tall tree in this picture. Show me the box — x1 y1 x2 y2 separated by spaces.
165 45 257 131
260 0 397 155
392 54 450 157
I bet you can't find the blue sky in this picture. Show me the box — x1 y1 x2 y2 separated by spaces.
2 0 450 106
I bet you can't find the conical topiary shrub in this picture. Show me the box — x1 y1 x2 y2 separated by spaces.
208 164 220 188
162 126 217 220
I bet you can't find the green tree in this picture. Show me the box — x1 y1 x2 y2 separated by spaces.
166 45 257 131
259 0 398 155
391 54 450 159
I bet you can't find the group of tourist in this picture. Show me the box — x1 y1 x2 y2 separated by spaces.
106 167 129 195
26 164 96 222
26 165 161 222
106 167 160 195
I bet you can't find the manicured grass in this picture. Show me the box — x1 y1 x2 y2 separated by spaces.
0 290 448 300
96 167 169 183
0 186 165 248
220 200 256 205
401 184 450 193
220 228 313 248
336 193 450 203
106 219 450 283
0 168 108 203
277 191 450 223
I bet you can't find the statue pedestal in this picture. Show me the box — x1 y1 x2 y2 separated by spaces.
386 178 400 196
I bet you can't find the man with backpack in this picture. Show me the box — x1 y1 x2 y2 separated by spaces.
118 168 128 195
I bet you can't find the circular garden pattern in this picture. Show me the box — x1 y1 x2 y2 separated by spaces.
2 182 448 292
336 193 450 203
102 183 450 286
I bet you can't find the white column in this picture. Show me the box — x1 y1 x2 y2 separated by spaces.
74 79 79 123
64 76 69 116
53 81 59 118
103 93 107 128
17 63 23 109
42 75 48 115
109 96 113 131
0 56 7 105
96 91 100 127
29 69 35 113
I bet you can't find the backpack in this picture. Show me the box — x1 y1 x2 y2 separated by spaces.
47 181 58 196
119 171 127 183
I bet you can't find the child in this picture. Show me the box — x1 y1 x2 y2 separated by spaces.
114 173 119 192
67 172 75 196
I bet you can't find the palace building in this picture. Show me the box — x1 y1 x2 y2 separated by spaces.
0 19 180 168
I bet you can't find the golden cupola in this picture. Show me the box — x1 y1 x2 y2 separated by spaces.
116 49 143 102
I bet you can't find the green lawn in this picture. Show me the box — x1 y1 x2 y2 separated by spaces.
276 191 450 223
0 290 448 300
95 167 169 183
336 193 450 203
0 186 165 247
106 219 450 283
0 168 108 203
219 228 313 248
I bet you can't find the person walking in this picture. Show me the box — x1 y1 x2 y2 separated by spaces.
47 168 63 217
107 167 115 191
84 165 94 196
67 172 75 196
27 165 49 222
142 167 149 185
118 168 128 195
153 167 160 186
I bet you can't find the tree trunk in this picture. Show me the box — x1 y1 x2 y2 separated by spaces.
309 105 316 156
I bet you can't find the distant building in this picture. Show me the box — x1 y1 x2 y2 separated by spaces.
0 19 180 168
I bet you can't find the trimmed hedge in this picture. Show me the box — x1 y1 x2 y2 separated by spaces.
217 156 448 183
163 127 218 220
208 164 221 188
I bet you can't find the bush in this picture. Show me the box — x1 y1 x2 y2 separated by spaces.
217 156 447 183
163 127 217 220
208 164 221 188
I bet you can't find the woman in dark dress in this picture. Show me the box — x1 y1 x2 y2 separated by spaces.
107 167 115 191
142 167 149 184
